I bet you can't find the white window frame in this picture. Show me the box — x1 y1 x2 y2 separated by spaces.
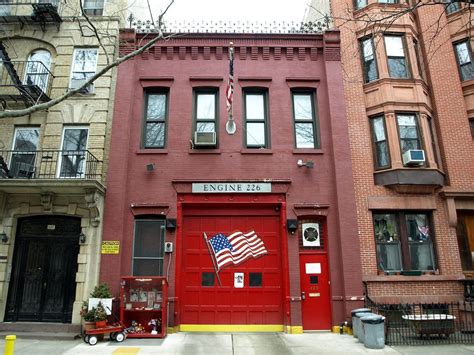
24 49 51 92
83 0 106 16
9 127 40 178
69 47 98 93
57 126 89 179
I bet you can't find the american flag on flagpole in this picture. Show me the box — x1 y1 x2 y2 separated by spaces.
225 43 234 114
208 230 267 271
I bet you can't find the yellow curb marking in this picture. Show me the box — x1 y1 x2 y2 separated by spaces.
112 347 140 355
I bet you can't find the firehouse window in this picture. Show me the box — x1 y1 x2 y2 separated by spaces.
249 273 262 287
454 40 474 81
374 212 435 272
292 91 319 149
202 272 215 286
69 48 98 93
360 37 378 83
83 0 105 15
143 92 168 148
396 114 422 154
244 91 269 148
193 89 218 147
369 116 390 169
133 219 165 276
384 35 410 79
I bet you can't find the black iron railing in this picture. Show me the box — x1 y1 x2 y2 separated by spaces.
0 1 62 29
0 150 103 181
0 60 53 105
366 299 474 345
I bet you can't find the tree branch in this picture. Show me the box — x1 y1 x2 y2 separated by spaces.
0 0 175 119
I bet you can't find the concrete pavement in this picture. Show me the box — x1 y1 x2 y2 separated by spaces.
1 332 474 354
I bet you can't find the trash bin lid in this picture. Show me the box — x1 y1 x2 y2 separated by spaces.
361 315 385 324
351 308 371 316
355 311 376 319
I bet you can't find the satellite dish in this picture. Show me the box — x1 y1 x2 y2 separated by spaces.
226 120 236 135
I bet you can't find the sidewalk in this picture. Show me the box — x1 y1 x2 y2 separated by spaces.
1 332 474 354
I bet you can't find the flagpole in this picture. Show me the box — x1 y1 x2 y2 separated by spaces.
203 232 222 287
226 42 236 134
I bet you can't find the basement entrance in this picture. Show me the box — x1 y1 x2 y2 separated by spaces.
5 216 80 322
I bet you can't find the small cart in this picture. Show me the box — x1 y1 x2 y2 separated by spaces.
83 324 126 346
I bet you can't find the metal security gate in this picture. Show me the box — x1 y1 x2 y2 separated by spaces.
180 204 283 326
5 216 80 323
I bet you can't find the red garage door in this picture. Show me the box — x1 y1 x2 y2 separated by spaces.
180 205 283 326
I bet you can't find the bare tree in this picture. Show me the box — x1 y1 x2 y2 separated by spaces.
0 0 175 119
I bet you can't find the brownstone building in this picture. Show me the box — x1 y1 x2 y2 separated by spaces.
304 1 474 304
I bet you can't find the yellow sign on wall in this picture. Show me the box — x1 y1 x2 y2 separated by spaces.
101 241 120 254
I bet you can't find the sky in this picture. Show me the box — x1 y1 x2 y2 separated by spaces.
151 0 311 22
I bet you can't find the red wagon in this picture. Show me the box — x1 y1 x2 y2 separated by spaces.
83 324 126 346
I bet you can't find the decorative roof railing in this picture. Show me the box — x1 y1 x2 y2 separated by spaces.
127 17 332 34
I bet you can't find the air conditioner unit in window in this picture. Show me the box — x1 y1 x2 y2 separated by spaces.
194 131 216 146
402 149 425 166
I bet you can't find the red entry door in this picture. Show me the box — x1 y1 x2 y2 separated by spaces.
299 254 332 330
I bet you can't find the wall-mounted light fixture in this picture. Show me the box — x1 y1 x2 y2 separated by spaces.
166 218 177 231
297 160 314 169
79 232 87 244
146 163 155 172
287 219 298 235
0 232 8 243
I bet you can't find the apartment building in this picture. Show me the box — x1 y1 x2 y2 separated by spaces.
0 0 124 326
305 0 474 306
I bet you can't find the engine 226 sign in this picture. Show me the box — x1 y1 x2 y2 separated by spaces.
192 182 271 193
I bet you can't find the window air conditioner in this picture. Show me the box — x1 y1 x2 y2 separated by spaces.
194 131 216 146
402 149 425 166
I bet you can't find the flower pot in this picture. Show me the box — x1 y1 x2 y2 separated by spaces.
95 320 107 328
83 321 96 331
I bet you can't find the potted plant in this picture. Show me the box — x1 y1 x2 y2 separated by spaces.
80 301 96 330
89 283 113 321
94 302 108 328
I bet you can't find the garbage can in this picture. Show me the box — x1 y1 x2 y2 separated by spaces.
351 308 371 339
361 314 385 349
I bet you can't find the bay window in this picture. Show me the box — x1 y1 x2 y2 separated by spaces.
369 116 390 169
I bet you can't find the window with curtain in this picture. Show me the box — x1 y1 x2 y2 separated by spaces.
374 212 435 272
360 37 378 83
454 40 474 81
384 35 410 78
369 116 390 169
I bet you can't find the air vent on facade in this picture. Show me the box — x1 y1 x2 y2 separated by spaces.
194 131 216 146
402 149 425 166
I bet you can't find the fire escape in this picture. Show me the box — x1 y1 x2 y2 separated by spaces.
0 1 62 107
